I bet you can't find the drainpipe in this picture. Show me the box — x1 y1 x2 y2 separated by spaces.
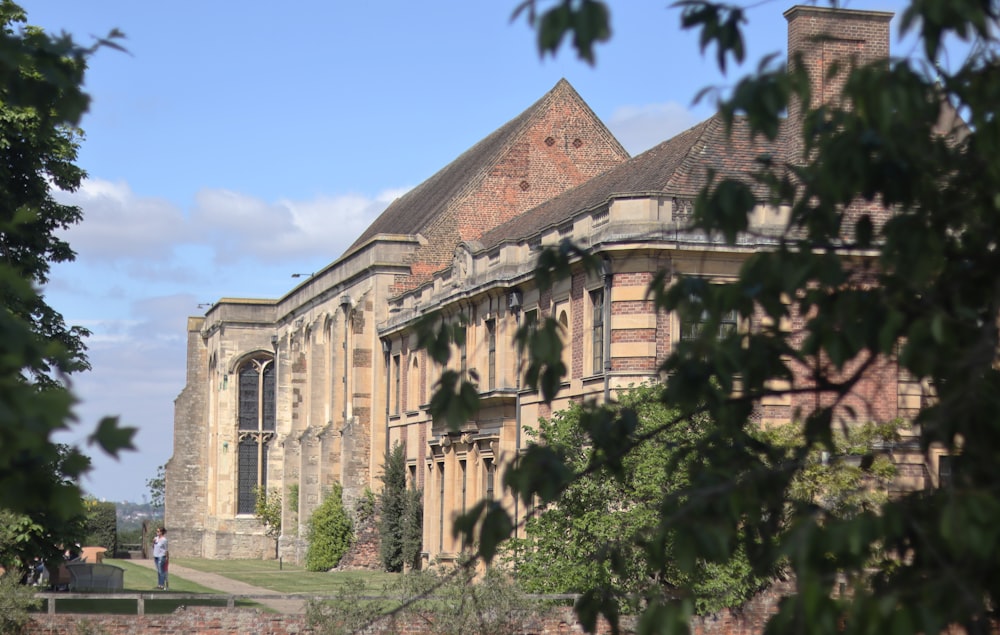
602 257 612 403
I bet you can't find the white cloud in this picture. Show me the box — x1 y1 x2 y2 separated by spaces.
607 101 703 155
55 179 190 262
54 177 403 273
191 187 404 264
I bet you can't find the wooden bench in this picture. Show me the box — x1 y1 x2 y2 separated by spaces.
65 562 124 592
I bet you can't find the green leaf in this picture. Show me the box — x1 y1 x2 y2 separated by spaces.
87 416 137 456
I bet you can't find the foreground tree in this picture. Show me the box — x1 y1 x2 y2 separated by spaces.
0 1 133 523
0 445 89 573
426 1 1000 633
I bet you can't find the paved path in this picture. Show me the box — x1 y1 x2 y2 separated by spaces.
128 559 307 614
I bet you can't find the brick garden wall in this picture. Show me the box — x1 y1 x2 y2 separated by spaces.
29 582 795 634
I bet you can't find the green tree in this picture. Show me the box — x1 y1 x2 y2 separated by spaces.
509 384 895 615
0 0 134 527
508 385 760 615
146 464 165 509
254 486 282 559
427 1 1000 633
82 498 117 556
305 483 352 572
378 442 423 572
402 484 423 571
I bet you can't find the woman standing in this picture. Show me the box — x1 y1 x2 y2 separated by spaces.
152 527 169 590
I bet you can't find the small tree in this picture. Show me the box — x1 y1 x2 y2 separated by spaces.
146 464 165 509
378 443 423 572
401 485 423 570
254 486 282 559
378 443 406 571
305 483 352 572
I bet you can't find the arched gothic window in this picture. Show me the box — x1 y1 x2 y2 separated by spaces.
237 356 275 515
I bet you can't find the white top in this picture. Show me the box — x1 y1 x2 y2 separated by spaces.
152 536 168 558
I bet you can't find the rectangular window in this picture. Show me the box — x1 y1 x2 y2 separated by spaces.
460 459 468 549
438 462 446 551
237 440 258 514
460 459 467 514
484 458 495 500
487 319 496 390
393 355 401 415
939 455 959 488
591 289 605 374
681 309 738 341
524 308 538 328
262 363 276 431
238 439 268 515
238 366 259 431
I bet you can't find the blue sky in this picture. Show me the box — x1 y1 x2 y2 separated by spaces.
22 0 916 502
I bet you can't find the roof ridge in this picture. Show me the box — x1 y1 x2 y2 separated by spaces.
663 115 720 194
428 79 589 219
342 79 590 257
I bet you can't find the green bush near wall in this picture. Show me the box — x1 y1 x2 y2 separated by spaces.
305 483 353 572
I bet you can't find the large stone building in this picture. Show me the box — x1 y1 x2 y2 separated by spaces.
167 5 946 564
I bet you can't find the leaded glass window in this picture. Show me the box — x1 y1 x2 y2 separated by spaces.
237 438 267 515
236 356 275 515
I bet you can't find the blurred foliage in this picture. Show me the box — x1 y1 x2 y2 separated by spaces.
307 563 540 635
0 444 88 572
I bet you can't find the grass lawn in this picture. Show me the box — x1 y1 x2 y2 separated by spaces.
34 559 260 615
171 557 400 594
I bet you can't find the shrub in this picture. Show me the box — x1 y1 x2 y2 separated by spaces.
0 568 41 634
305 483 352 572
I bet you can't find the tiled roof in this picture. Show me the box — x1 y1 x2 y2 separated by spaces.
343 79 604 257
478 114 786 250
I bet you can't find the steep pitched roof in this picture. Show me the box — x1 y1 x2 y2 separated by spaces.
478 115 784 250
343 79 623 257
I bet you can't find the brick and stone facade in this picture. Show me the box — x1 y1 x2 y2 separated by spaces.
168 5 939 568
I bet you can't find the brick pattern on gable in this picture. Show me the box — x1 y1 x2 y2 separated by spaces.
390 88 629 295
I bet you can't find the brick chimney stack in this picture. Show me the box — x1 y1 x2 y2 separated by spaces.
784 5 893 160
